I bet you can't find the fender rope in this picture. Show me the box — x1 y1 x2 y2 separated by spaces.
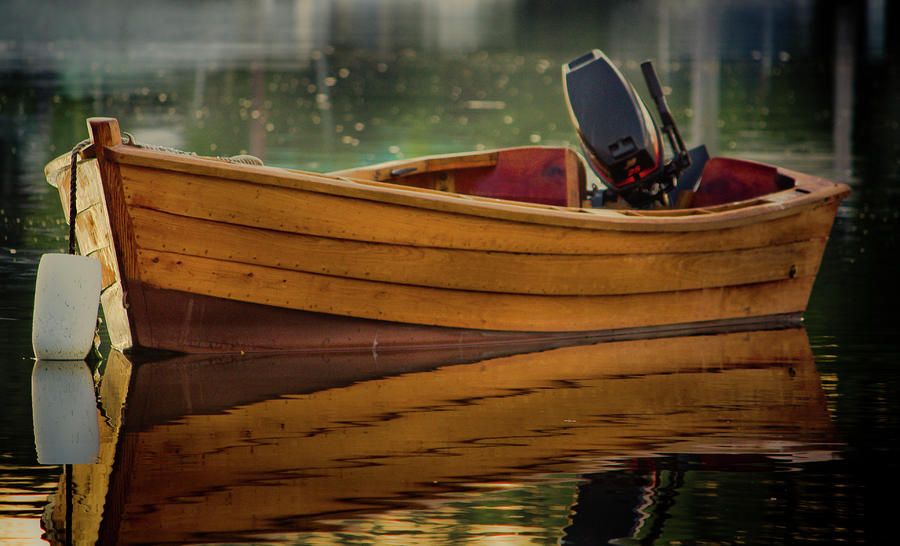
65 133 262 256
67 139 92 255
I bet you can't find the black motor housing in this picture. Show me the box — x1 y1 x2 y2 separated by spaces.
563 50 663 193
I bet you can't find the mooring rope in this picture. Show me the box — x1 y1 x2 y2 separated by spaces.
65 133 262 256
67 139 92 255
59 137 94 546
122 132 263 165
122 132 198 158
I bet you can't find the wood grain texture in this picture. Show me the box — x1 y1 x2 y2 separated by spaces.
136 248 816 332
87 119 137 350
44 121 850 351
331 149 500 181
121 163 842 255
122 283 801 354
129 207 827 296
46 149 134 350
89 119 137 282
110 144 849 231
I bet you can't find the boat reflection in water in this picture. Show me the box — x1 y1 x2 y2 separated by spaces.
31 360 99 466
42 327 838 544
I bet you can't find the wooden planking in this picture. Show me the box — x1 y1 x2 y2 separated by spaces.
73 205 118 289
42 120 850 352
43 153 70 189
55 159 115 285
565 146 585 207
121 164 841 255
137 249 817 332
109 144 850 232
53 157 106 217
89 119 140 285
340 148 583 207
45 150 133 350
331 149 500 181
84 120 138 350
99 282 132 350
122 283 805 354
130 207 827 296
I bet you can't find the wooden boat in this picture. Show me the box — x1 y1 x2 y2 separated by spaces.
44 117 849 354
43 328 838 544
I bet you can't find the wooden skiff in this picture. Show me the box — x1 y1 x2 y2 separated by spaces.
44 118 849 354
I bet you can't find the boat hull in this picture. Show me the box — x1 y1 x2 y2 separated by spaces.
45 118 849 354
125 281 804 354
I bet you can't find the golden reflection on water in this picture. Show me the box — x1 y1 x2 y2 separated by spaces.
0 517 47 546
40 327 838 544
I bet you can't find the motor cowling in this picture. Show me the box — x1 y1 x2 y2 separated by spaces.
563 50 663 194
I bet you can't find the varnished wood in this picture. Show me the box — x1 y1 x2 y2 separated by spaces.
130 207 826 296
565 146 585 206
136 248 816 332
120 163 841 255
42 117 849 352
87 119 140 351
122 283 801 354
109 144 848 231
50 143 134 350
331 149 500 181
88 120 135 281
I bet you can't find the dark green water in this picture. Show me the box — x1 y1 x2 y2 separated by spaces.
2 0 897 543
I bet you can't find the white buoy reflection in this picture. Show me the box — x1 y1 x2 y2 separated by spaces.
31 359 100 465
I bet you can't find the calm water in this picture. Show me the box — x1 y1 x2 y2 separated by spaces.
1 0 897 543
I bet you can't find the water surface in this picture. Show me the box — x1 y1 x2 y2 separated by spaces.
2 0 896 543
45 329 841 544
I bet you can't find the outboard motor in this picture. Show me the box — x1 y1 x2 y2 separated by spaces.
563 50 694 207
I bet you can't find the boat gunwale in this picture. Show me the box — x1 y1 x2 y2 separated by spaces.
94 144 850 233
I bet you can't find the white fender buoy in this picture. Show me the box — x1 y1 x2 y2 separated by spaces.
31 359 100 465
32 253 101 360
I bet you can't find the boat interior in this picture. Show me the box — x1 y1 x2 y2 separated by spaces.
328 50 801 213
332 146 797 211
